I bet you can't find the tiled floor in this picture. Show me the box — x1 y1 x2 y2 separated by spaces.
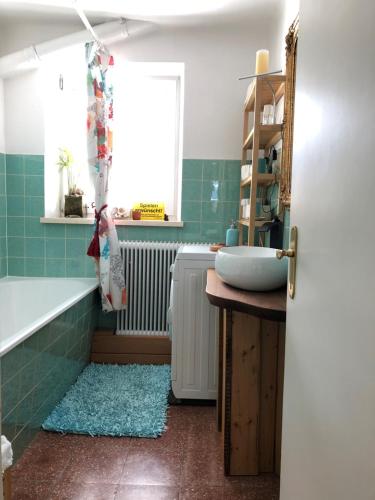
10 405 279 500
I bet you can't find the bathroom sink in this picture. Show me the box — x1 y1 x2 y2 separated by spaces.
215 246 287 292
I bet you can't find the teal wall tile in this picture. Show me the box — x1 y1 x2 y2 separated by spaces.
181 201 201 221
182 159 203 180
66 238 86 258
45 224 66 238
4 154 248 276
0 216 6 235
203 160 225 180
7 175 24 195
25 175 44 196
0 153 5 174
8 237 25 257
66 224 93 239
181 179 202 201
6 155 24 175
0 174 5 195
202 180 222 202
25 238 45 258
25 217 44 237
178 222 201 242
8 257 25 276
222 202 239 224
224 160 241 182
7 196 25 216
26 155 44 175
222 180 239 202
202 201 224 222
66 257 85 277
25 196 44 216
201 222 225 243
283 208 291 250
0 195 7 215
8 217 24 237
46 238 65 258
46 258 66 277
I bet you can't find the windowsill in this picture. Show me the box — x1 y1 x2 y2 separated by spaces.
40 217 184 227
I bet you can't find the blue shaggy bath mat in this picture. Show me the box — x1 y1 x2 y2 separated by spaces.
42 363 171 437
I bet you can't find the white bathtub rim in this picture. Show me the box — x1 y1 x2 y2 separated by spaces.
0 277 98 357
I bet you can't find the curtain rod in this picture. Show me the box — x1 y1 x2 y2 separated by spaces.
74 1 107 51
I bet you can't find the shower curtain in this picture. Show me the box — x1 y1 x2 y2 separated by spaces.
86 42 126 312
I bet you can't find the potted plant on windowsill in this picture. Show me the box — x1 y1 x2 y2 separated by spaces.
57 148 84 217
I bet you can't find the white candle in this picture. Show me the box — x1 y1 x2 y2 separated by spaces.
255 49 269 75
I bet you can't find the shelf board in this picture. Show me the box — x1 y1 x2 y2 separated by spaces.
240 173 276 187
244 75 286 112
239 219 271 228
243 124 282 150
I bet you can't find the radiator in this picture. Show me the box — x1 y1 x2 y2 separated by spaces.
117 241 181 336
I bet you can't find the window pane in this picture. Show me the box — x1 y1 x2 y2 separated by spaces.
110 73 179 216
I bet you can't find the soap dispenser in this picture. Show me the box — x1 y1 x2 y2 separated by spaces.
226 220 239 247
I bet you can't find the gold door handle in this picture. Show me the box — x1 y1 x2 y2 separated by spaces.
276 249 295 259
276 226 298 299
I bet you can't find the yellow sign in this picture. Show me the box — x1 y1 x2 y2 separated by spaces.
133 202 165 220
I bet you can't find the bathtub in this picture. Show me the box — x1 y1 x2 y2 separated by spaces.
0 276 98 357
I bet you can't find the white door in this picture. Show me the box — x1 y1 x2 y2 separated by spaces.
280 2 375 500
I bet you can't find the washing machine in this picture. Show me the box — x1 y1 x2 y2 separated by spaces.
168 245 219 400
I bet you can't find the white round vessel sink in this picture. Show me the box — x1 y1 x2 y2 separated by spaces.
215 246 287 292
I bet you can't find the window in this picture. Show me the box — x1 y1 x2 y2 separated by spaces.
42 47 184 221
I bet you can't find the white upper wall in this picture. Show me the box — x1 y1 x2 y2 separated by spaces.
111 22 280 159
3 16 282 158
275 0 299 70
0 18 85 57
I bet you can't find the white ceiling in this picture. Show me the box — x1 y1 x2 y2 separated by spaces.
0 0 282 26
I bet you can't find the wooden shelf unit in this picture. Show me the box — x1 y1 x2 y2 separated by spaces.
239 75 286 246
243 125 282 150
240 173 276 187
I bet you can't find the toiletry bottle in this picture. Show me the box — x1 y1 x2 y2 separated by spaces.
226 221 239 246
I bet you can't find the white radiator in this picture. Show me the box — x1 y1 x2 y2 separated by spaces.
117 241 181 336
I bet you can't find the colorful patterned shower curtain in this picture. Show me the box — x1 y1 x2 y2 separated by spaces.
86 42 126 312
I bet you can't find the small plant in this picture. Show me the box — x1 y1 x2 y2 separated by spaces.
56 147 83 196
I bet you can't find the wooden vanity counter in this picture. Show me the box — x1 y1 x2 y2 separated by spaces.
206 269 287 476
206 269 286 322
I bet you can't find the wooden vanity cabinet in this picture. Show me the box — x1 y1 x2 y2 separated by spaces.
206 269 286 476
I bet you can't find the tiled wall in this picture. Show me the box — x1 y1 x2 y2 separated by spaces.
1 291 97 460
5 155 240 276
283 208 291 249
0 153 6 277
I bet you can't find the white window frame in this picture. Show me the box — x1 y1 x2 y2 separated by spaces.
42 54 185 224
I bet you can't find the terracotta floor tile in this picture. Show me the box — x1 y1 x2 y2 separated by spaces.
224 475 280 500
131 423 187 454
49 481 118 500
168 405 216 423
179 486 225 500
120 448 182 486
11 406 279 500
181 447 224 487
115 485 179 500
11 479 53 500
61 451 126 484
11 443 69 482
185 421 222 452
